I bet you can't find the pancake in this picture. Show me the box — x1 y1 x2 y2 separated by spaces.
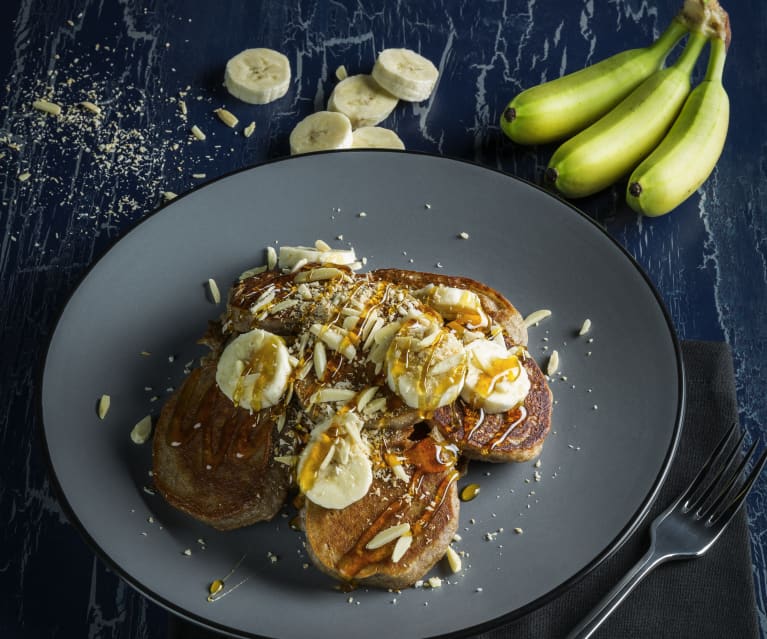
429 350 552 462
301 428 460 589
152 364 299 530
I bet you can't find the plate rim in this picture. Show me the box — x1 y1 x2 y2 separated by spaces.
37 149 686 639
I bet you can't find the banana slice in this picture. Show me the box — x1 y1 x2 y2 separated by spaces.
385 316 467 413
224 48 291 105
461 340 530 414
289 111 353 155
352 126 405 150
216 328 292 411
297 412 373 509
413 284 488 329
327 74 399 128
371 48 439 102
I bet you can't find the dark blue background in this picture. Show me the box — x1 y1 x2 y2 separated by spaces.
1 1 764 637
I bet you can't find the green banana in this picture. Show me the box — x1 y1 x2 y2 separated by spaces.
626 37 729 216
545 30 708 199
500 19 688 146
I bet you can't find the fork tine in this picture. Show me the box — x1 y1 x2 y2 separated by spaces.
678 421 738 511
688 429 747 515
699 438 758 520
711 444 767 525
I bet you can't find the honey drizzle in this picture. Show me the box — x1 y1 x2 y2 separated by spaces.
488 405 527 450
336 437 458 579
166 367 274 471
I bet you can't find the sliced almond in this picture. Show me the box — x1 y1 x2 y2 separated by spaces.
190 124 206 140
579 318 592 336
214 107 239 128
130 415 153 444
32 99 62 116
97 394 111 420
366 523 411 550
207 278 221 304
243 121 256 137
445 545 462 573
546 350 560 376
522 309 552 328
391 532 413 563
310 388 357 403
79 100 102 115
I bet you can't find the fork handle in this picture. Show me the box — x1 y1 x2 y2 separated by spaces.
566 547 669 639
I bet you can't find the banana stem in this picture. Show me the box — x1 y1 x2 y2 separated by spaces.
649 18 690 57
705 36 727 83
672 30 708 74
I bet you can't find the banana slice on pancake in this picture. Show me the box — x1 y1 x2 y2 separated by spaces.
385 314 467 413
461 340 530 413
297 412 373 509
215 328 292 411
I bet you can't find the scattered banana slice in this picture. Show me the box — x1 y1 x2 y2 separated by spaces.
385 315 467 413
371 48 439 102
215 328 293 411
297 412 373 509
461 341 530 414
289 111 353 155
352 126 405 150
224 48 291 105
327 74 399 128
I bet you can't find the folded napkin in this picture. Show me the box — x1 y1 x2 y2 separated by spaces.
169 341 760 639
481 340 760 639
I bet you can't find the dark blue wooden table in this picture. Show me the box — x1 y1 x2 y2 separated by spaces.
2 1 765 637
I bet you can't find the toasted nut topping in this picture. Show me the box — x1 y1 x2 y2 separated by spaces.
130 415 153 444
17 171 31 182
32 99 62 116
207 278 221 304
335 65 348 81
366 523 411 550
214 107 239 128
546 350 559 376
178 99 187 115
579 318 592 336
97 394 111 419
427 576 442 588
190 125 206 140
243 121 256 137
314 239 332 252
162 191 177 201
522 309 552 327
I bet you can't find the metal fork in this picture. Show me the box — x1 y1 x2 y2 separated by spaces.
567 422 767 639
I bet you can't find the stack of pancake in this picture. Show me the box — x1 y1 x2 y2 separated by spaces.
153 255 552 589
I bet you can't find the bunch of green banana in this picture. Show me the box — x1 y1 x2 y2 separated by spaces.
626 36 729 216
500 0 732 217
545 30 707 198
500 18 688 145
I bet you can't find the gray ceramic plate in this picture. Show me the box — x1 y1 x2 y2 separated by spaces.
41 151 684 639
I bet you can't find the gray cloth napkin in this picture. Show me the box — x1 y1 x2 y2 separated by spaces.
480 340 760 639
169 341 760 639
